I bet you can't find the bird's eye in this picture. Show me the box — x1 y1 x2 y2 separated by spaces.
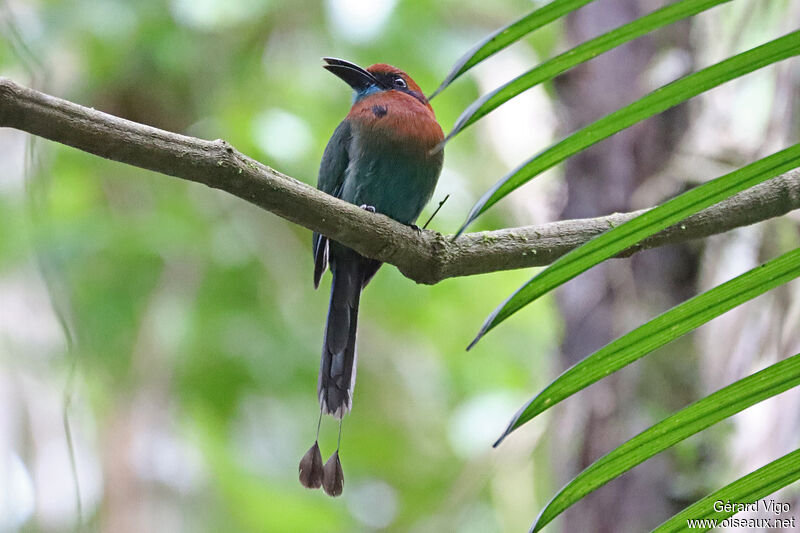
393 77 407 88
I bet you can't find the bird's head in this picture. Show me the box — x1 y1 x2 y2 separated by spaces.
323 57 431 110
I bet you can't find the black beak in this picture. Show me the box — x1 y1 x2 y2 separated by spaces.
323 57 378 92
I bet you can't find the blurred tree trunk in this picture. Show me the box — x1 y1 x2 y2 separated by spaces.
552 1 700 531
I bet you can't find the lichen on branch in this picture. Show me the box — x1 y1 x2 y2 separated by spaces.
1 77 798 285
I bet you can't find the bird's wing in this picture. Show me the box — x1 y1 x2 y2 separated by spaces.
317 120 352 196
313 120 352 288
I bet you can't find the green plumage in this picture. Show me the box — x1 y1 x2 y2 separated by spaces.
313 61 444 419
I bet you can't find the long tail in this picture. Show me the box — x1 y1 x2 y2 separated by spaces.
319 256 362 419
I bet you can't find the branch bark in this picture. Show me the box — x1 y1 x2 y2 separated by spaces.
1 77 798 284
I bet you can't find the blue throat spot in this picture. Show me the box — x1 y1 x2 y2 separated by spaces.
353 84 382 103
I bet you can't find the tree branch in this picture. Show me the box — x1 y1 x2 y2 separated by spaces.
2 77 798 284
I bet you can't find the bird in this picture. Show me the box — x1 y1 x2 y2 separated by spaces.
299 58 444 496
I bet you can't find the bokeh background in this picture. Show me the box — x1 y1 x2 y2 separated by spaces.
1 0 798 531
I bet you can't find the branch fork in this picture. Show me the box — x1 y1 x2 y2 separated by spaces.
1 77 798 284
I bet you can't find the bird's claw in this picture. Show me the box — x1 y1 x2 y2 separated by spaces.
409 224 422 233
360 204 376 213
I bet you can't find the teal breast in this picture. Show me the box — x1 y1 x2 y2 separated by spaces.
341 90 444 225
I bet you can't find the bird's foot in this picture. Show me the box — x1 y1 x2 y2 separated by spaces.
359 204 376 213
409 224 422 233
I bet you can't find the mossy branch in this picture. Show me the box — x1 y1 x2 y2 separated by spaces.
2 78 798 284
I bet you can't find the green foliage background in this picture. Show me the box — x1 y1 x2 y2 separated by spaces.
1 0 798 532
1 0 560 531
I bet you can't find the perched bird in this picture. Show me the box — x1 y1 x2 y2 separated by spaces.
299 58 444 495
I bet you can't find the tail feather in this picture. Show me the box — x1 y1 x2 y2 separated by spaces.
319 258 362 418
